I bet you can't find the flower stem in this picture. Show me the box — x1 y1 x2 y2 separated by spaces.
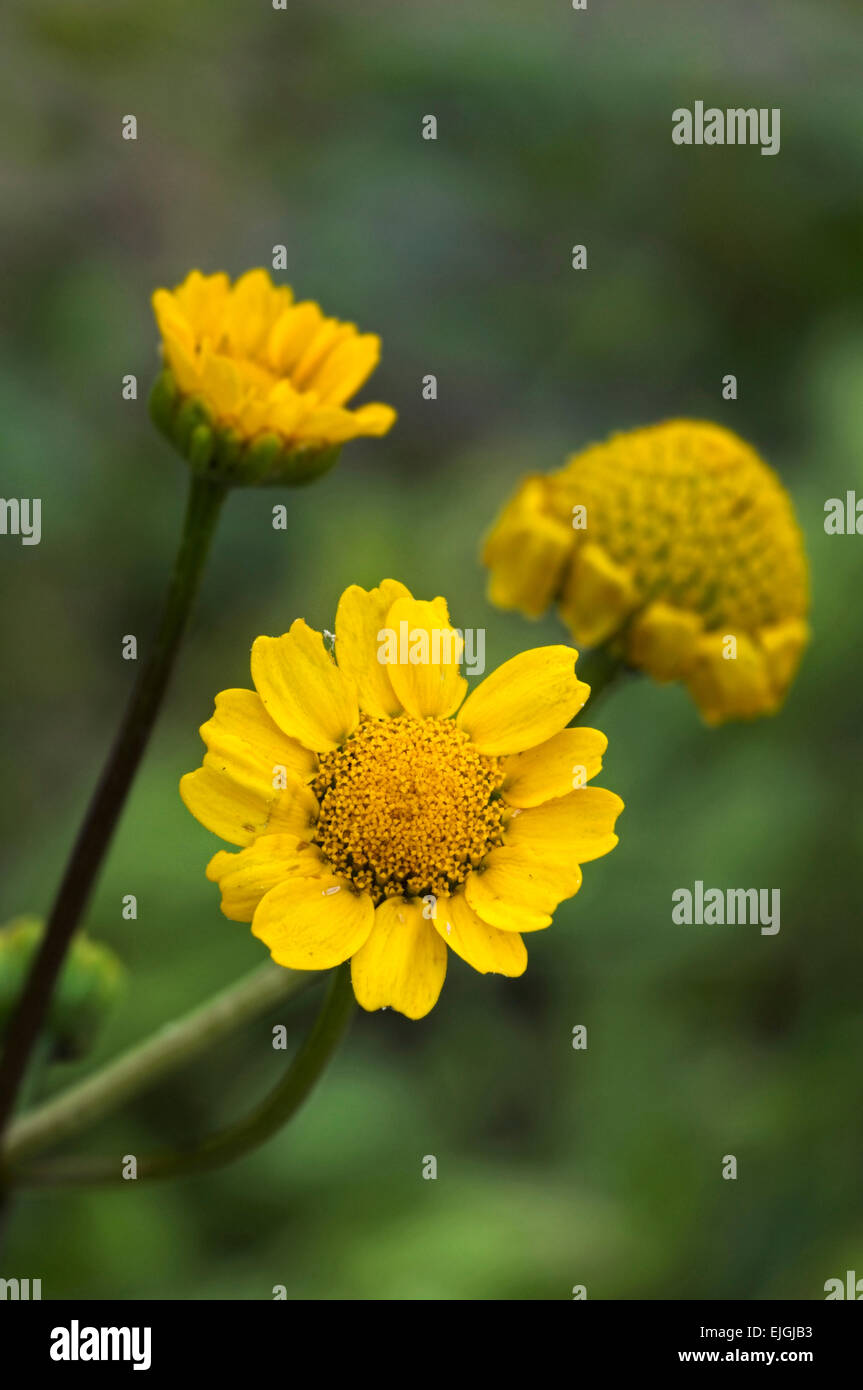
0 473 228 1142
1 962 311 1171
8 963 355 1188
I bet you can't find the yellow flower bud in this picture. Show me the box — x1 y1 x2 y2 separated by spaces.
150 269 396 486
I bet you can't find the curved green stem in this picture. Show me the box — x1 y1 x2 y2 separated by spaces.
2 962 312 1170
0 473 227 1142
9 963 355 1188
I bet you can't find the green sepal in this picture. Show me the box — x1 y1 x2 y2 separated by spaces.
244 432 284 482
188 423 216 470
148 369 178 440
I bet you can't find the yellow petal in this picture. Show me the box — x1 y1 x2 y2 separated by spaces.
179 765 318 848
758 618 809 701
180 688 318 846
200 688 317 786
263 385 305 440
152 289 195 355
206 835 323 922
349 402 397 436
199 348 244 416
559 541 640 647
501 727 607 807
465 847 583 931
289 406 345 444
456 646 589 755
251 619 359 752
224 268 289 359
292 320 356 389
313 334 382 407
267 302 323 375
483 476 573 618
289 402 396 444
161 334 201 397
172 270 231 342
334 580 411 719
262 779 321 838
383 596 468 719
351 897 447 1019
434 891 527 976
627 600 703 682
252 874 374 970
685 630 775 726
505 786 623 864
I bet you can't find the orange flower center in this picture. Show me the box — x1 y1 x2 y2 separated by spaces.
313 716 505 904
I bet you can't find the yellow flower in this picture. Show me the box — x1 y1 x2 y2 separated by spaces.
180 581 622 1019
483 421 810 725
150 269 396 485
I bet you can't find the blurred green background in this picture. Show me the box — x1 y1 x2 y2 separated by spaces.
1 0 862 1300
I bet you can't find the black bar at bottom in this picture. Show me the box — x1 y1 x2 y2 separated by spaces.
0 1298 859 1374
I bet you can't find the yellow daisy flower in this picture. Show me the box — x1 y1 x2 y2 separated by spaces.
180 581 623 1019
483 420 810 725
149 269 396 485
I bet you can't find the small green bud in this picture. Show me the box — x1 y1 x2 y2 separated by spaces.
0 917 125 1062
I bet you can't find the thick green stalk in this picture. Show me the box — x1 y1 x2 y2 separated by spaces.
10 963 355 1188
2 963 311 1170
0 473 227 1141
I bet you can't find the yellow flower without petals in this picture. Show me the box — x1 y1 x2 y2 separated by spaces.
150 269 396 486
483 420 810 725
181 581 623 1019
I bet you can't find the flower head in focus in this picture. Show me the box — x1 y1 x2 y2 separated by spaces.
483 420 810 725
180 581 622 1019
150 269 396 486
